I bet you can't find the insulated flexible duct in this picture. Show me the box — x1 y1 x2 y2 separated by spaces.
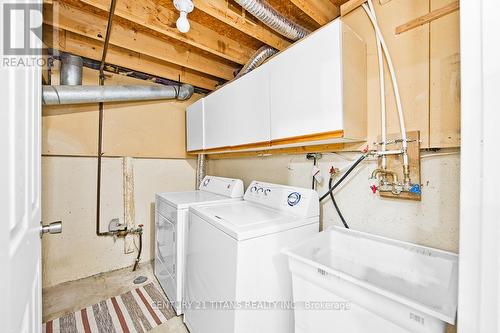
196 154 206 189
235 46 278 78
234 0 309 78
234 0 310 41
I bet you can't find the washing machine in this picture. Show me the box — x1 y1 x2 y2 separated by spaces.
155 176 244 315
184 181 320 333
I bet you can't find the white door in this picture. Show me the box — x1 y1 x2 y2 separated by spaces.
458 0 500 332
0 1 44 332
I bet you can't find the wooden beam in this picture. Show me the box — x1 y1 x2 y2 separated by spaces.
340 0 366 16
204 142 365 159
44 2 236 80
78 0 254 65
192 0 290 50
395 1 459 35
290 0 339 25
43 25 221 90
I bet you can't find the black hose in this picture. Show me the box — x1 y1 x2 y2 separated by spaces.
311 157 317 190
133 231 143 272
319 153 367 202
329 177 349 229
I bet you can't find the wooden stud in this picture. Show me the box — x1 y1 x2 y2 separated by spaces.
290 0 339 25
340 0 366 16
43 25 220 90
395 1 459 35
429 0 461 148
44 2 237 80
192 0 290 50
78 0 255 65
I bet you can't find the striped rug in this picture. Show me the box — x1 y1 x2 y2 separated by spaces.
43 283 176 333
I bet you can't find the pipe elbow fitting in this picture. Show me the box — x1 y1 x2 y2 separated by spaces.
177 84 194 101
370 168 384 180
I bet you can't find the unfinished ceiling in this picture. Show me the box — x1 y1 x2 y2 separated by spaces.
43 0 348 91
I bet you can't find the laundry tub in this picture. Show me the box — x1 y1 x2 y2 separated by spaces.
283 227 458 333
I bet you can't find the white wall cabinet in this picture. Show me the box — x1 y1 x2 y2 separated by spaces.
268 20 366 143
186 19 366 153
203 66 270 150
186 98 204 151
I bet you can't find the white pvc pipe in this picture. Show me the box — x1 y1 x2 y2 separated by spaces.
367 0 387 169
362 2 409 163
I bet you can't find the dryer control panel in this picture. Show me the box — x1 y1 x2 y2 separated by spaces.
244 181 319 218
199 176 244 198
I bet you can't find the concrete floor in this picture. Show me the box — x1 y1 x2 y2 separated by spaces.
42 260 457 333
42 261 188 332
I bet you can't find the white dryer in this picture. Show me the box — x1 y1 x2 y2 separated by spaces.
155 176 244 315
184 181 319 333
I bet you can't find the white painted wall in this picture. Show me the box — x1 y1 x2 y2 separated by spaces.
41 156 196 288
208 150 460 253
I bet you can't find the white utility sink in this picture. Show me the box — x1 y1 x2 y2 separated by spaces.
284 227 458 333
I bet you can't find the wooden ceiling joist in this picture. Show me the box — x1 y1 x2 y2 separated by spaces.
340 0 366 16
44 2 237 80
290 0 339 25
192 0 290 50
77 0 254 65
43 25 221 90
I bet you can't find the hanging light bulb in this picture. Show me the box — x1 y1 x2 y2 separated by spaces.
173 0 194 34
176 11 190 33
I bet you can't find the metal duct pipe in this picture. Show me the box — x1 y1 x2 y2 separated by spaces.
236 46 277 78
196 154 206 189
234 0 310 41
60 53 83 85
42 84 194 105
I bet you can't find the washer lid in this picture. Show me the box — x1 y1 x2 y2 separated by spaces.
191 201 318 241
157 190 239 209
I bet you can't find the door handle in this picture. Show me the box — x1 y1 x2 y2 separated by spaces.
40 221 62 236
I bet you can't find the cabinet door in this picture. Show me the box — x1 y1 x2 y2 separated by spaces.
230 66 270 146
269 21 343 141
204 86 232 149
204 66 270 149
186 98 204 151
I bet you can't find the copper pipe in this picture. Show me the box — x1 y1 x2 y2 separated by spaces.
371 168 398 183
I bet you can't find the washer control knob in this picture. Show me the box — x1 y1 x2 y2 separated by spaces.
264 189 271 196
257 187 264 194
251 186 258 193
287 192 302 206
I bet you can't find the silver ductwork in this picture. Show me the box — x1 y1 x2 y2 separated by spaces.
43 83 194 105
236 46 277 78
234 0 310 41
43 53 194 105
233 0 309 79
60 53 83 85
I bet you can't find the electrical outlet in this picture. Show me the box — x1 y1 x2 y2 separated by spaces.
124 234 135 254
